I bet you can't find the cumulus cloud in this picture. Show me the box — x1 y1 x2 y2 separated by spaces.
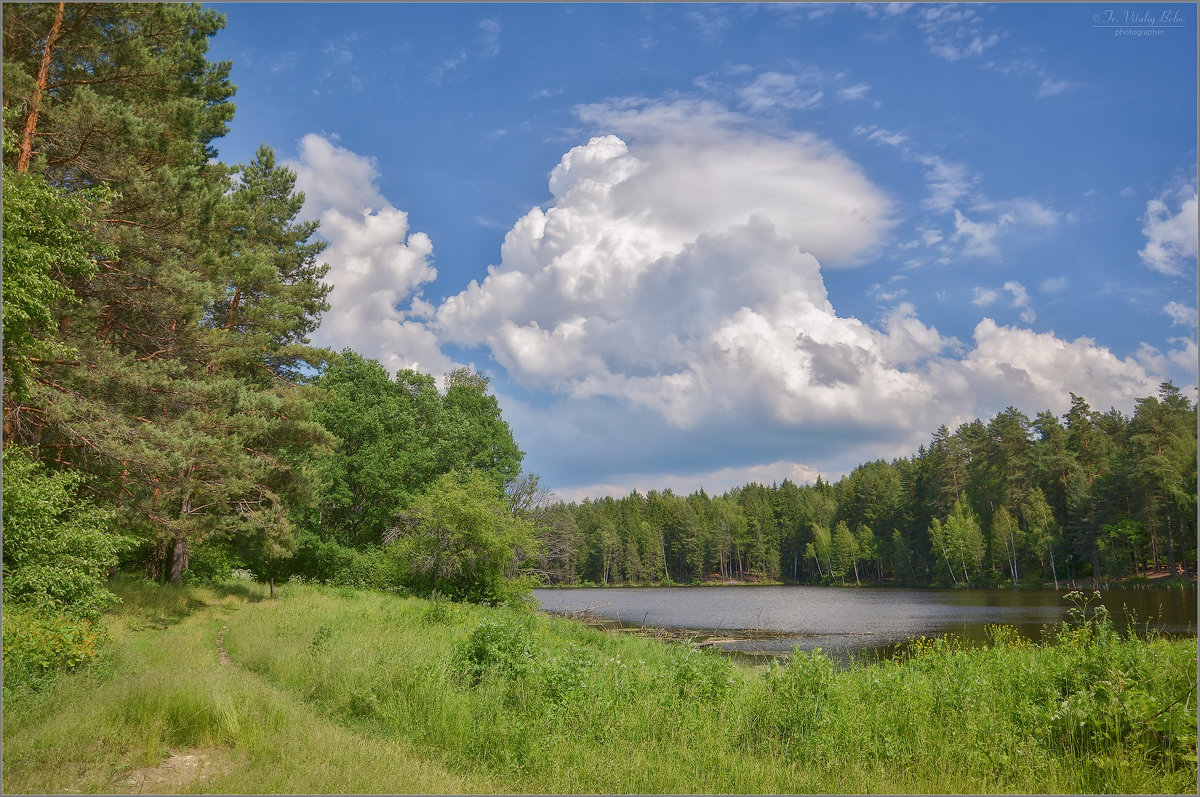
954 320 1160 413
436 100 907 425
1139 188 1198 276
427 98 1169 497
287 133 457 378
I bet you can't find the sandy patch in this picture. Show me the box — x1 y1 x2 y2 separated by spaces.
124 749 230 793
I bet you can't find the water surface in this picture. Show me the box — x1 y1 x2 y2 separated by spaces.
533 585 1197 661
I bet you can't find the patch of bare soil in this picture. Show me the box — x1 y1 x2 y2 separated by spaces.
124 749 231 794
215 624 231 666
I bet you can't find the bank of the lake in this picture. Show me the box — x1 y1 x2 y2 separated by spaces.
4 578 1196 794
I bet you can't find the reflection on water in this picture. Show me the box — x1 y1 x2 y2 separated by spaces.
533 585 1198 663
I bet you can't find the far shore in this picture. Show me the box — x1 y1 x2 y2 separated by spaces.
535 567 1198 591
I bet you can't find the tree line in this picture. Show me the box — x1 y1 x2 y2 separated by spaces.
528 387 1197 589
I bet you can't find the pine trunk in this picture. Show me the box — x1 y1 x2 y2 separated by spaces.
168 535 189 585
17 2 66 173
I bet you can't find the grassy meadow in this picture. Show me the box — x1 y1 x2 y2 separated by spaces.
3 578 1196 794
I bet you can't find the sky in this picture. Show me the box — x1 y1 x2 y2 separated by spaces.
205 2 1198 502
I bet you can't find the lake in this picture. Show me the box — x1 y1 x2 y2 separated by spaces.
532 585 1198 662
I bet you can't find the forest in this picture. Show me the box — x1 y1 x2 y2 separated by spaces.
2 2 1196 652
537 385 1197 590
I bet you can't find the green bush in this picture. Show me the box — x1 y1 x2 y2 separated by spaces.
422 590 461 624
277 529 382 588
2 608 107 689
455 614 537 684
1 446 130 619
671 644 735 702
381 470 538 605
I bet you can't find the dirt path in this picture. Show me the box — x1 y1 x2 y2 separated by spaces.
124 750 232 794
215 623 232 666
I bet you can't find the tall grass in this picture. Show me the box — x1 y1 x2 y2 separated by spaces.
223 583 1197 794
3 579 1196 794
1 578 493 794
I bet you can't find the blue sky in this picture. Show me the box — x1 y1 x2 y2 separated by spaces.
206 2 1198 500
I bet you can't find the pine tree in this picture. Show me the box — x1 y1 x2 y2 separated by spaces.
3 3 333 583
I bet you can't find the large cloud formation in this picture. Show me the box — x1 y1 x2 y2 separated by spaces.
289 103 1177 498
436 102 1158 429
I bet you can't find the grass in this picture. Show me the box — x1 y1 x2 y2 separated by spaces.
3 578 1197 794
1 578 495 794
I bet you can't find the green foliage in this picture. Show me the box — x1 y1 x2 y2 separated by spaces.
0 166 109 398
180 538 246 585
455 614 537 684
1 608 107 691
382 470 538 604
296 353 525 555
540 385 1194 590
671 644 735 701
1 447 129 619
2 3 332 586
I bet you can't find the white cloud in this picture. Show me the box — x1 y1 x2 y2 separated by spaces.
972 281 1036 322
972 287 999 307
918 5 998 61
553 460 830 503
920 155 976 213
951 199 1059 259
1164 301 1198 329
478 19 502 57
838 82 871 102
430 99 1167 491
429 20 503 83
1139 188 1198 276
854 124 909 149
738 71 824 112
287 133 457 379
1036 77 1075 98
1003 280 1036 323
956 320 1160 413
1040 276 1068 293
953 209 1002 258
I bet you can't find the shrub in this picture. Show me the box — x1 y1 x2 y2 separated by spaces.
455 614 536 684
381 470 538 605
1 446 130 619
671 643 735 702
2 608 107 689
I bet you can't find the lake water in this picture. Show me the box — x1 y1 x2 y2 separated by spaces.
533 585 1198 662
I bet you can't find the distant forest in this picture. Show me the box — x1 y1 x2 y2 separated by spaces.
526 385 1197 589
